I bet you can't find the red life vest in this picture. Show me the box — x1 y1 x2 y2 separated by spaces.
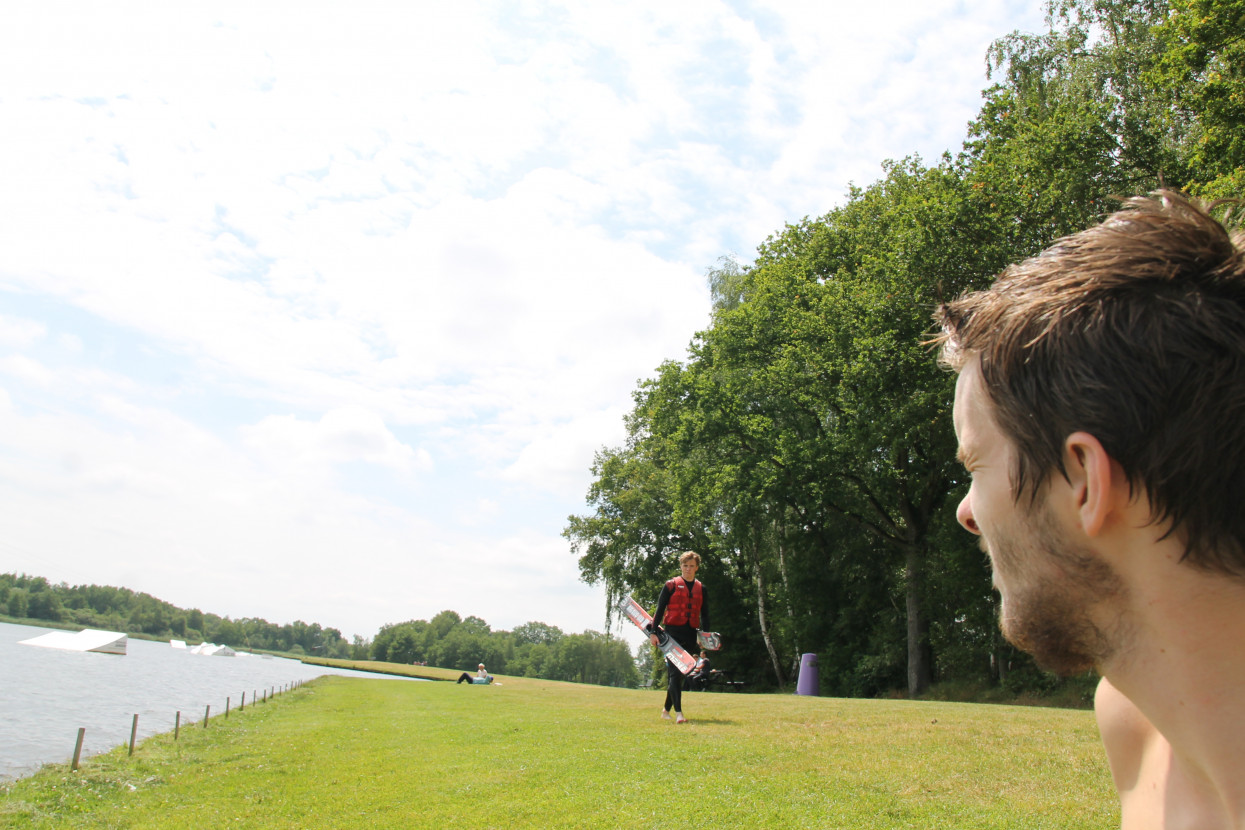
664 577 703 627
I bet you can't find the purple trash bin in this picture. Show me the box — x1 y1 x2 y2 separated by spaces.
796 653 819 696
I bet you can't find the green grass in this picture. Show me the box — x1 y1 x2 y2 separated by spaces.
0 673 1117 829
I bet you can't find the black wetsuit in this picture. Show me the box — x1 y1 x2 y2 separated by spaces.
652 578 710 714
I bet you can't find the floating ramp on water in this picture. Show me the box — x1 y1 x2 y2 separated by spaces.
19 628 128 655
189 642 236 656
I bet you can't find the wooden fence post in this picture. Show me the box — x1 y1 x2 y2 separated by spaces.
175 711 180 741
204 705 210 727
129 714 139 756
71 728 85 771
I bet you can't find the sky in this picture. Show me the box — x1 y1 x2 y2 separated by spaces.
0 0 1047 650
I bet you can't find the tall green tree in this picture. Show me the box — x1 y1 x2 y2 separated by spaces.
691 160 1009 695
569 160 1007 695
1150 0 1245 196
569 0 1245 699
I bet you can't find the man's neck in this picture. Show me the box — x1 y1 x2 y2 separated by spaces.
1099 542 1245 828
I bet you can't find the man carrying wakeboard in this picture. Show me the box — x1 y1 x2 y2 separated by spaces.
648 551 710 724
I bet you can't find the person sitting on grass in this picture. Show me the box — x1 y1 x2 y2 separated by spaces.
687 654 711 691
456 663 493 684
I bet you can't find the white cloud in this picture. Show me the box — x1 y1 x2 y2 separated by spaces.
0 315 46 348
0 0 1047 641
500 406 629 497
0 355 55 388
242 407 430 474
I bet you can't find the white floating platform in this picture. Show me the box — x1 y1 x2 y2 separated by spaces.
19 629 128 655
189 642 236 656
170 639 187 649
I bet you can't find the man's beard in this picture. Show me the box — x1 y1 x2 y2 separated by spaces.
987 508 1125 676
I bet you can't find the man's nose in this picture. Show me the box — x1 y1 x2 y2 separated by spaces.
957 493 980 535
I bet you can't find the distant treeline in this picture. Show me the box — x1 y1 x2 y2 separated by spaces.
1 572 353 657
371 612 638 688
1 572 639 688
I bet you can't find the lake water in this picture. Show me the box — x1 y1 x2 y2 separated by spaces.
0 621 420 781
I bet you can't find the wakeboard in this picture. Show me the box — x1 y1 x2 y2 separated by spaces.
696 631 722 651
618 594 697 675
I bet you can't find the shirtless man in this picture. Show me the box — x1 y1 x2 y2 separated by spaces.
934 191 1245 828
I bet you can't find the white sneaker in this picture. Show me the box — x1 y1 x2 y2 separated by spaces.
675 713 688 724
661 710 672 720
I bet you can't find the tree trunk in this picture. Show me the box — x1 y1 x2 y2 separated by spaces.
775 519 800 678
752 541 786 685
992 599 1008 684
904 545 932 697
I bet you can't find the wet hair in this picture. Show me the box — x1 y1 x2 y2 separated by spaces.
678 551 701 567
935 190 1245 575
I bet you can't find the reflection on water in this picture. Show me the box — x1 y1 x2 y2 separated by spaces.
0 621 417 781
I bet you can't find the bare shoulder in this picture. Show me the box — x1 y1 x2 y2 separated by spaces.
1095 677 1167 826
1095 676 1157 766
1096 677 1160 791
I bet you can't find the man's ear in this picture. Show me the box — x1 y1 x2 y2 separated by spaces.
1063 431 1115 537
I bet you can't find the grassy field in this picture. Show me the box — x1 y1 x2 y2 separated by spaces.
0 672 1117 829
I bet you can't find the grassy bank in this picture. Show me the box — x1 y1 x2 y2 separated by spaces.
0 674 1116 829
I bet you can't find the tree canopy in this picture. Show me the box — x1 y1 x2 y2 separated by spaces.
566 0 1243 699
